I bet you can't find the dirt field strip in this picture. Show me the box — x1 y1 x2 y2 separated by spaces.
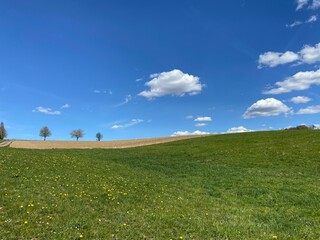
0 141 12 147
10 135 205 149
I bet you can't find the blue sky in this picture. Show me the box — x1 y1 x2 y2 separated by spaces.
1 0 320 140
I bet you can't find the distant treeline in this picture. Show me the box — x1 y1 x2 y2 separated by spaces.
284 124 320 130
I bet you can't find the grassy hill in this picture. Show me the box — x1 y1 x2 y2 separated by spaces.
1 130 319 239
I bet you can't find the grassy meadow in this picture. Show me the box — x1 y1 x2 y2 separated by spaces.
0 130 320 239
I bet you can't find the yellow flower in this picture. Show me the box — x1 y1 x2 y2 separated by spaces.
179 236 183 240
272 236 278 240
79 234 84 238
24 220 28 224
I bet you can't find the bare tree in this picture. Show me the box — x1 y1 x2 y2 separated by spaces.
70 129 84 141
39 126 52 141
96 132 103 141
0 122 8 140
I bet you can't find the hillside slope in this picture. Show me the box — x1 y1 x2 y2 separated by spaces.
1 130 319 239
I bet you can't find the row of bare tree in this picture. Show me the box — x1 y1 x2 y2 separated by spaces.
40 126 103 141
0 123 103 141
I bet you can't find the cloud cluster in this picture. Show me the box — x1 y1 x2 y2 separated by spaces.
246 5 320 120
264 69 320 94
296 0 320 10
243 97 320 117
289 0 319 28
138 69 204 99
111 119 143 129
258 42 320 68
171 130 210 136
243 98 292 119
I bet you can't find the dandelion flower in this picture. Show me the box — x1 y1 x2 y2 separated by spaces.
272 236 278 240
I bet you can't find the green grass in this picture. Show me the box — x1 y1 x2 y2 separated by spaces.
1 130 320 239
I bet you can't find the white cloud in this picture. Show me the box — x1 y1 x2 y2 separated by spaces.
111 119 143 129
258 51 299 68
286 15 317 28
286 20 303 28
258 43 320 68
195 123 207 127
290 96 311 104
227 126 251 133
138 69 204 99
264 69 320 94
114 94 132 107
306 15 317 23
296 105 320 114
61 103 70 109
243 98 292 119
300 43 320 64
295 0 320 10
194 116 212 122
171 130 210 136
94 89 112 94
310 0 320 9
296 0 309 10
32 106 61 115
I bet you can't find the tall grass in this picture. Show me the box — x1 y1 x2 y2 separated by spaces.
0 130 319 239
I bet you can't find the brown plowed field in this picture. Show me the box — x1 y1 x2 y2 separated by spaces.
10 135 204 149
